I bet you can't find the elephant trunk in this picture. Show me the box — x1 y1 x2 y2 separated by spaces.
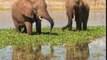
46 16 54 33
38 9 54 33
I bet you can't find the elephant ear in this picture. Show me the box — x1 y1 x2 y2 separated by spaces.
18 1 34 18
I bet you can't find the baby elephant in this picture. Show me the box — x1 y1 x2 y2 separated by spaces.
62 0 90 31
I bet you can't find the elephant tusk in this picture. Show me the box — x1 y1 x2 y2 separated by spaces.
38 16 42 20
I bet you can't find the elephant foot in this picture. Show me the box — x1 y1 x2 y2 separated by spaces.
18 25 22 32
22 29 27 33
83 27 87 30
22 25 27 33
36 32 41 34
76 27 82 31
62 25 69 31
36 29 41 34
83 29 87 31
17 25 26 33
76 29 81 31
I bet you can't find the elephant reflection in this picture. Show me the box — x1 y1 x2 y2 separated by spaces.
12 45 54 60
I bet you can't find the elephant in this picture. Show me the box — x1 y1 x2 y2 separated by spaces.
12 0 54 35
62 0 90 31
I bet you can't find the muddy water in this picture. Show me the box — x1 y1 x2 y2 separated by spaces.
0 10 106 29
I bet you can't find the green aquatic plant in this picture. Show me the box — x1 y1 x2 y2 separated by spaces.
0 26 106 48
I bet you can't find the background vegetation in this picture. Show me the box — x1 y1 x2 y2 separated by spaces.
0 0 106 11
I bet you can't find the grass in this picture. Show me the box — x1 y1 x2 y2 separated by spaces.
0 26 106 48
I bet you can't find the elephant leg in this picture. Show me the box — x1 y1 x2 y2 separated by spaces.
22 25 27 33
75 12 80 31
19 25 26 32
62 19 71 31
62 9 73 31
77 9 82 31
24 21 32 35
13 18 21 32
68 15 73 31
24 26 27 33
78 20 82 30
76 21 78 30
68 14 73 30
36 19 41 34
68 20 72 30
83 16 88 30
18 25 22 32
76 20 82 31
83 10 89 30
76 21 79 30
83 21 87 30
83 12 88 30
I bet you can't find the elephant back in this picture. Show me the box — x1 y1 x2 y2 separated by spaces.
12 0 34 19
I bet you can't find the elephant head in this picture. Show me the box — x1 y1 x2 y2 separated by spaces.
32 0 54 32
20 0 54 33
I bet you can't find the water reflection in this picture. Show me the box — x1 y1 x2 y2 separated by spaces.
0 36 106 60
65 45 89 60
12 44 89 60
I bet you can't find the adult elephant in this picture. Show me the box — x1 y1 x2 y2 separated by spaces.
12 0 54 35
62 0 90 31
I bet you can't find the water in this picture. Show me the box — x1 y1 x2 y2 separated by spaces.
0 45 89 60
0 10 106 29
0 46 13 60
0 36 106 60
88 36 106 60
